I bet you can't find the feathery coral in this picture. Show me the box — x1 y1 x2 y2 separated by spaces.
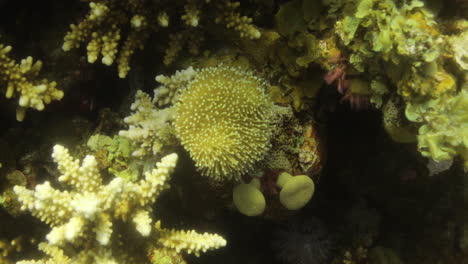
174 66 275 182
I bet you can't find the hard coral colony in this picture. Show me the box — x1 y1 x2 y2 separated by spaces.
174 66 276 182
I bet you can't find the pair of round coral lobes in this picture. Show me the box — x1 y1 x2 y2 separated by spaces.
233 172 315 216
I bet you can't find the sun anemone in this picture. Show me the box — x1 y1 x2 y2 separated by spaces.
174 65 275 182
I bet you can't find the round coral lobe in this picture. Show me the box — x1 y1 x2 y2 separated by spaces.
174 66 275 182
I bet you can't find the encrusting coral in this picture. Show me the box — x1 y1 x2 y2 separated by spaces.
0 44 63 121
13 144 226 262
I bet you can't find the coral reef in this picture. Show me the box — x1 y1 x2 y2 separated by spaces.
0 0 467 263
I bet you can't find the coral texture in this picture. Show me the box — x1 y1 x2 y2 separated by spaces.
174 66 275 182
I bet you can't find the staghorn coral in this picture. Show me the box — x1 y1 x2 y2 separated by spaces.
62 0 261 76
62 0 153 78
0 44 63 121
13 144 226 262
0 237 23 263
174 65 276 182
14 145 178 246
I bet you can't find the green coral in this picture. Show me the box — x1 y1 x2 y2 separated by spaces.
405 89 468 169
333 0 453 100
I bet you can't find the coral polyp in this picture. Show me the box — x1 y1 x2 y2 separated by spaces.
174 65 275 182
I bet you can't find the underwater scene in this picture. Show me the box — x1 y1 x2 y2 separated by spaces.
0 0 467 263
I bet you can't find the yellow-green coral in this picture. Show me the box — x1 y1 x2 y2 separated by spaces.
405 89 468 169
174 65 276 182
0 44 63 121
62 0 153 78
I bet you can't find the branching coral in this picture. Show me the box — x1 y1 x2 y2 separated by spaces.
13 144 226 262
62 0 153 78
174 65 276 182
153 66 197 107
119 67 198 157
154 221 226 257
14 145 178 246
119 90 178 157
0 44 63 121
62 0 261 76
214 1 261 39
